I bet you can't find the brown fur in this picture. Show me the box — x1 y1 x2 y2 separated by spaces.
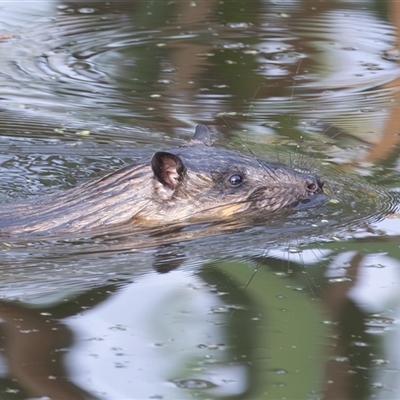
0 125 326 235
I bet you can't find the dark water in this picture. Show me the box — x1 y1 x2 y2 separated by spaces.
0 1 400 399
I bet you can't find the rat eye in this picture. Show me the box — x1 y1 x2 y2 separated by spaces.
228 174 243 186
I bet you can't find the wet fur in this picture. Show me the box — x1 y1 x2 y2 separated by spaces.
0 125 324 235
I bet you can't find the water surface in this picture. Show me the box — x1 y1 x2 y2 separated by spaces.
0 1 400 399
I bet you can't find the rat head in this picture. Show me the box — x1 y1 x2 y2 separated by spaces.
149 125 326 221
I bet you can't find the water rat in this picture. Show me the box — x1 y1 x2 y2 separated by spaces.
0 125 326 235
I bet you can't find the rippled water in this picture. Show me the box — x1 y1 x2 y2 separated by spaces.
0 1 400 399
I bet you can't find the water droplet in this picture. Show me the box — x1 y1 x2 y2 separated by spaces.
274 272 289 277
366 263 385 269
172 379 216 389
274 369 288 375
243 49 259 55
222 42 245 49
5 388 20 394
158 79 174 84
371 359 388 365
161 67 177 73
198 343 225 350
328 277 352 283
109 325 127 331
78 8 96 14
321 320 336 325
75 130 91 136
352 341 368 347
334 356 348 362
228 22 249 29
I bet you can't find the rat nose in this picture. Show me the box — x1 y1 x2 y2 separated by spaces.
305 175 324 194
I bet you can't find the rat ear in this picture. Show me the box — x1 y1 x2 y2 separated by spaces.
190 124 212 146
151 152 185 192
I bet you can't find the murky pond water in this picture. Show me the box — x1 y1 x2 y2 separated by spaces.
0 1 400 399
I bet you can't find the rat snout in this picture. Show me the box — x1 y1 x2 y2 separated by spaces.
305 174 324 194
293 173 328 210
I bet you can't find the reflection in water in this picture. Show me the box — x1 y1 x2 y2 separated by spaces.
0 0 399 399
322 251 400 400
3 244 400 399
66 269 254 399
0 300 94 399
365 0 400 164
0 268 257 399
